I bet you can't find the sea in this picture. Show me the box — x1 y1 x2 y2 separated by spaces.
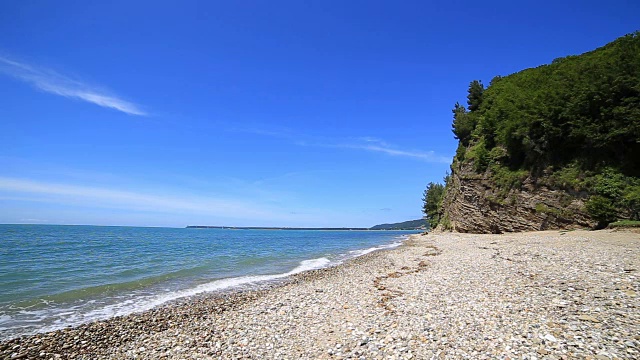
0 224 418 341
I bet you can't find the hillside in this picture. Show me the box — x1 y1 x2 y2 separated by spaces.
370 219 428 230
424 32 640 233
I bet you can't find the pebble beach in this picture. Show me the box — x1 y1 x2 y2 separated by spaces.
2 229 639 359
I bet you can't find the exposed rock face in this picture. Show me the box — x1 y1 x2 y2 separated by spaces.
439 162 595 233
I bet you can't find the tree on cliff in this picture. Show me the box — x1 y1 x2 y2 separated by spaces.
466 80 484 112
451 102 473 147
422 182 444 228
444 31 640 228
452 80 484 147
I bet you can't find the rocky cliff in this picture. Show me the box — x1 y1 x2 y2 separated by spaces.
428 33 640 233
438 162 595 233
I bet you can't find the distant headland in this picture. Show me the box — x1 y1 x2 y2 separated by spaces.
187 218 427 231
186 226 369 230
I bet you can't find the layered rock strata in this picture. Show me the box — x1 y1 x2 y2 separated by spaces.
439 162 594 233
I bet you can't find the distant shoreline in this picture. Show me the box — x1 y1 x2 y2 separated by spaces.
186 218 427 231
186 225 371 230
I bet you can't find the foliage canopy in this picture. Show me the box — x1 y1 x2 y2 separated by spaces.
449 32 640 227
422 182 445 229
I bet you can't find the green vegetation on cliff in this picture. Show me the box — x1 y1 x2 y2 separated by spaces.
428 32 640 229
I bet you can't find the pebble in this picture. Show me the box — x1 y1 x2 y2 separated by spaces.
578 315 601 323
0 229 638 359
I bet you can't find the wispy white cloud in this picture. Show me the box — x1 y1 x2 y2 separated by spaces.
0 56 146 116
313 136 451 163
251 170 335 187
19 218 49 223
339 140 451 163
0 177 294 221
230 126 451 163
227 124 299 140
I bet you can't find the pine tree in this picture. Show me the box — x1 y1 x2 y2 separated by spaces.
422 182 445 228
451 102 475 146
467 80 484 112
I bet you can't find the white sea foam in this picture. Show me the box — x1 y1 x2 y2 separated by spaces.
32 257 332 336
289 257 332 273
4 236 408 340
348 239 404 258
1 225 417 341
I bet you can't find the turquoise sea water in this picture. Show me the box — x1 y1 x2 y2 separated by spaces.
0 224 417 340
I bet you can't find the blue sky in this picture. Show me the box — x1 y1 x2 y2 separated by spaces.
0 1 638 227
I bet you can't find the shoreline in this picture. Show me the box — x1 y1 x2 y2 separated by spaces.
0 230 410 343
2 230 639 359
0 235 409 347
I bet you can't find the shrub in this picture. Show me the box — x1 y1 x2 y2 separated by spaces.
585 195 618 228
593 168 627 199
623 185 640 220
440 214 452 230
491 164 529 191
488 146 508 164
466 141 490 173
535 203 571 218
550 163 586 191
455 143 467 162
608 220 640 228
